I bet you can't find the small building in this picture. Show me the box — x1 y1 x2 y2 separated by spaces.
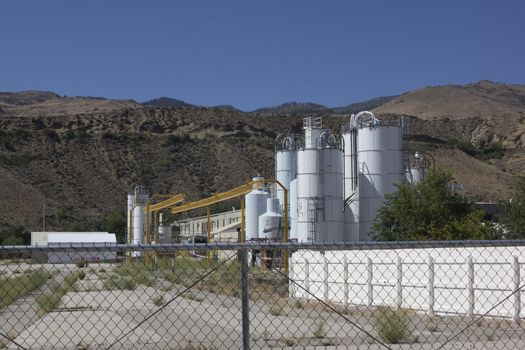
175 209 241 243
31 232 117 263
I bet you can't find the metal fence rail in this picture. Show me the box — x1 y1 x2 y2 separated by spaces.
1 241 525 349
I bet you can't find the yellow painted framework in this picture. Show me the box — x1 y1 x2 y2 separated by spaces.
170 178 289 270
143 194 185 263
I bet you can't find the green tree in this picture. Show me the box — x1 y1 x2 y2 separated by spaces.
0 225 30 245
371 168 495 241
97 211 127 243
499 177 525 239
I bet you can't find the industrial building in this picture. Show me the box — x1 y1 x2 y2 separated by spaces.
31 231 117 263
126 111 430 250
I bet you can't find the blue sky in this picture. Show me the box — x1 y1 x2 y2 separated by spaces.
1 0 524 111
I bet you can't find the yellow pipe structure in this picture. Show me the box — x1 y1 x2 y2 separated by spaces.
170 179 289 270
144 193 185 264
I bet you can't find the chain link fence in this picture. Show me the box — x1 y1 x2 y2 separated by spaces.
1 241 525 349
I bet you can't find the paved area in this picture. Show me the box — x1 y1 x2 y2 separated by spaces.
1 264 524 349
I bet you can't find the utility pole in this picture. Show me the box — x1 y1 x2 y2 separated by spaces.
42 201 46 232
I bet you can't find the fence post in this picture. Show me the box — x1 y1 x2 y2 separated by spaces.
343 256 349 308
428 256 435 316
468 256 474 317
240 248 250 350
324 256 329 302
514 256 521 322
305 259 310 296
396 256 403 309
367 257 373 306
289 257 294 297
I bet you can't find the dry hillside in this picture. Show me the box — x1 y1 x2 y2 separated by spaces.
0 82 524 231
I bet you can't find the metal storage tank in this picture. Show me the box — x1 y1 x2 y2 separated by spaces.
275 135 297 212
258 198 283 240
289 178 298 240
319 133 344 241
354 112 404 240
245 176 268 240
127 194 134 244
342 126 359 241
406 152 429 184
297 117 323 242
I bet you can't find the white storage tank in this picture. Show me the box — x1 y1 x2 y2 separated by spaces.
245 176 268 240
127 193 134 244
354 112 404 240
258 198 283 240
289 178 298 240
297 118 323 242
406 152 428 184
342 127 359 240
275 135 297 212
319 133 344 242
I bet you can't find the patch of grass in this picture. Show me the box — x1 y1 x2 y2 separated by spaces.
375 308 410 344
0 268 50 308
185 292 204 302
151 294 165 306
103 274 137 291
313 318 326 339
37 270 83 314
114 263 155 287
75 260 86 268
269 304 283 316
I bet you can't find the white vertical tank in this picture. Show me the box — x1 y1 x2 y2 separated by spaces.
406 152 427 184
258 198 283 240
354 112 404 240
245 176 268 240
289 179 298 240
319 133 344 242
275 135 297 212
297 118 323 242
127 194 134 244
342 127 359 240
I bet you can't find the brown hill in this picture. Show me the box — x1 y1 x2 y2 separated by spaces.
0 91 140 117
0 82 524 231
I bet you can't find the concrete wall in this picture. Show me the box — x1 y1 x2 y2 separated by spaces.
290 246 525 319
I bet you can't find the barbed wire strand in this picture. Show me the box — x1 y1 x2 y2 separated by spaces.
105 252 238 350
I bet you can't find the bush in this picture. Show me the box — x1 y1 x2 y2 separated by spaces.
375 309 410 344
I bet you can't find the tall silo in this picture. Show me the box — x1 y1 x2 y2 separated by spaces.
353 112 404 240
342 126 359 241
289 178 298 240
275 135 297 213
297 117 323 242
319 132 344 242
127 193 134 244
245 176 268 240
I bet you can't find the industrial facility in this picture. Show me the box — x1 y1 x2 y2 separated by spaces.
126 111 430 250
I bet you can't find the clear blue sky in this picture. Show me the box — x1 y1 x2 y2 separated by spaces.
1 0 524 111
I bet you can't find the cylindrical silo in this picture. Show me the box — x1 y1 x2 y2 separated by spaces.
319 133 344 242
132 205 144 246
127 193 134 244
258 198 283 240
406 152 428 184
356 116 403 240
289 178 298 240
275 136 297 213
245 176 268 240
297 117 323 242
342 127 359 241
